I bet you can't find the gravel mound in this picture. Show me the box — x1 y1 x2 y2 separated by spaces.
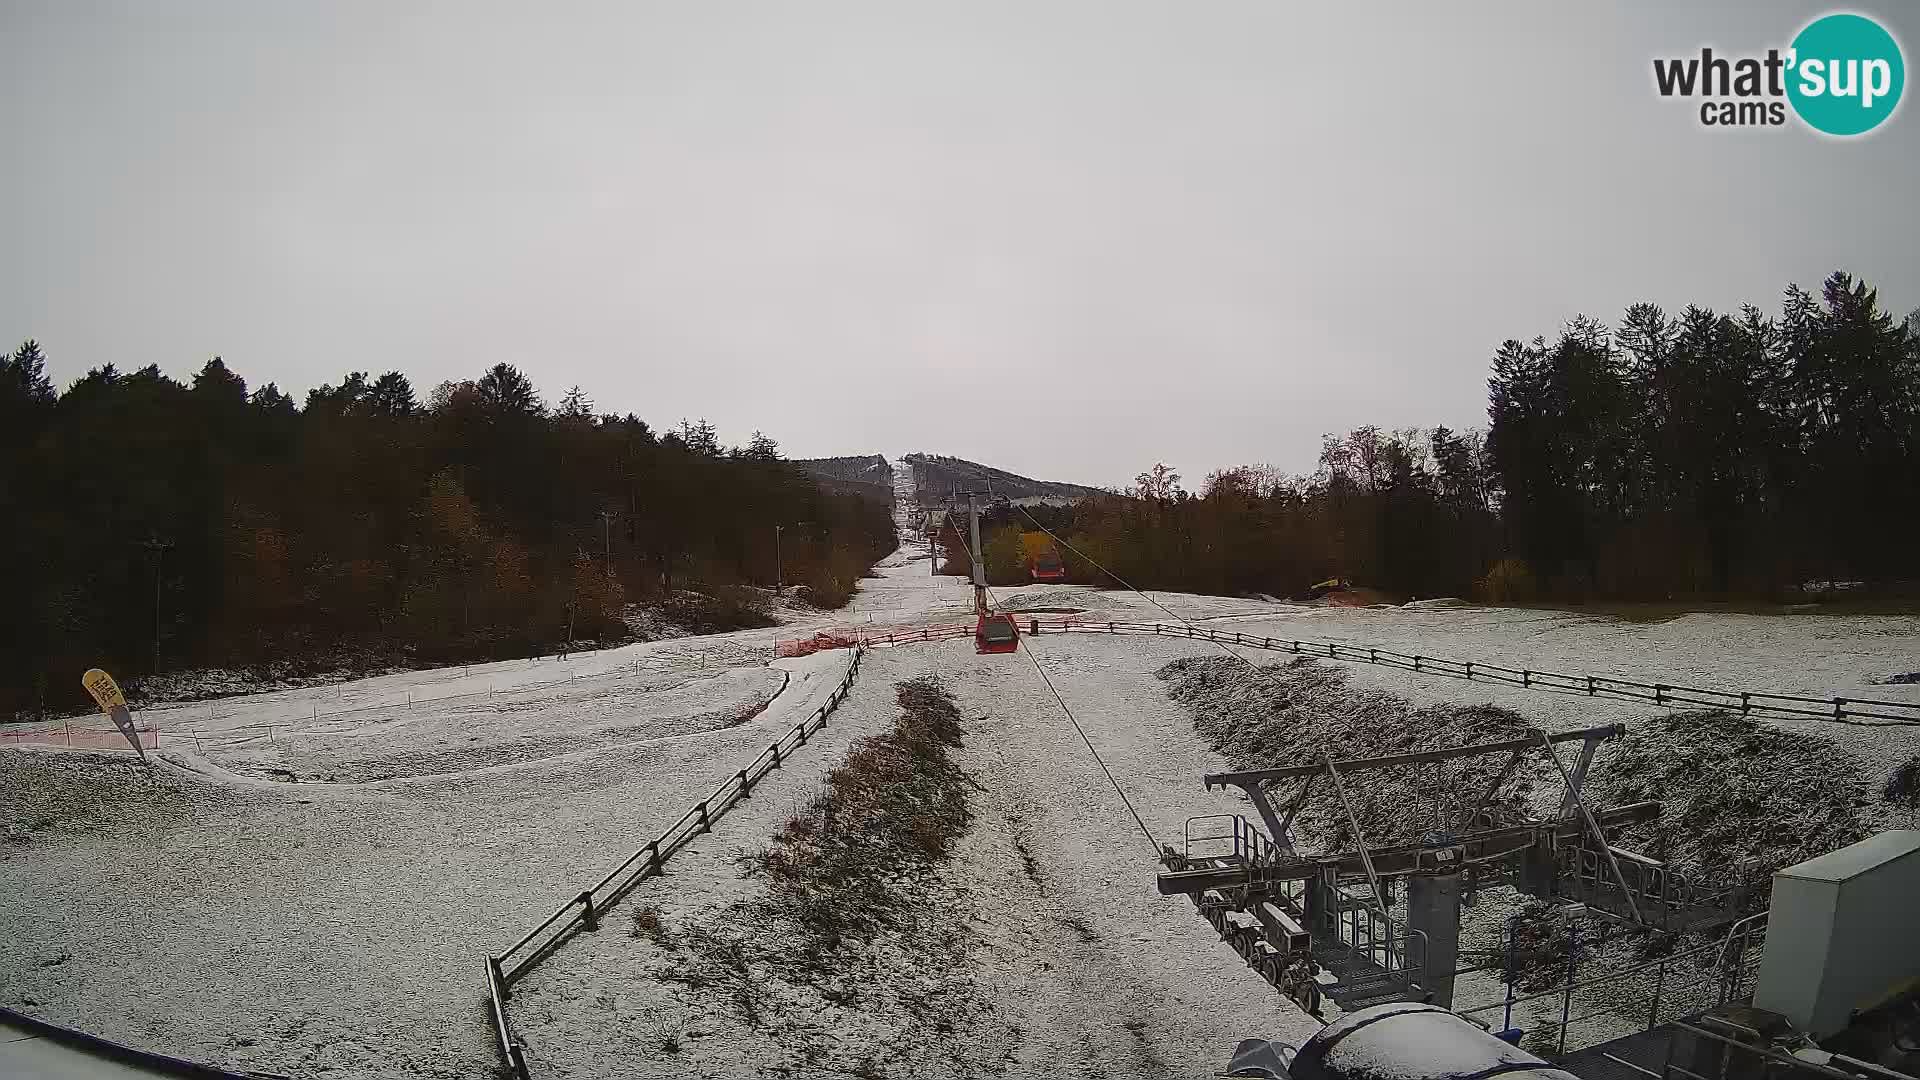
1156 656 1886 883
1156 656 1541 850
1583 711 1878 876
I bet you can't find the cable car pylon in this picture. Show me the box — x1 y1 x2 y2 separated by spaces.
955 489 1020 654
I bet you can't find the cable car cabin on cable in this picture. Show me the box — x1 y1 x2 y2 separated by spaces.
975 613 1020 653
1021 531 1067 583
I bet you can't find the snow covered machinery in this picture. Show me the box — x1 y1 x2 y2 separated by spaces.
1223 1003 1581 1080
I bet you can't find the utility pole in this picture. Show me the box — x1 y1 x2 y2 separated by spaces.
597 509 617 577
140 537 173 675
774 524 783 591
958 490 989 616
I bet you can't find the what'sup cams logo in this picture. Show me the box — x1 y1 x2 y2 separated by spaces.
1654 11 1904 135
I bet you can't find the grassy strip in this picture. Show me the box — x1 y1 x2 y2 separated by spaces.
625 678 998 1077
747 676 972 944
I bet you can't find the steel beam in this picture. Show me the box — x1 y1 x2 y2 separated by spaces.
1204 725 1624 789
1156 801 1659 896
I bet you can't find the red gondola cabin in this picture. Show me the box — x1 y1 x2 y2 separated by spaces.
1029 551 1067 583
975 613 1020 654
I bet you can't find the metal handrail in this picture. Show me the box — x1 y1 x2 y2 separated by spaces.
767 615 1920 726
1459 912 1769 1057
482 645 866 1078
1030 620 1920 728
1659 1021 1905 1080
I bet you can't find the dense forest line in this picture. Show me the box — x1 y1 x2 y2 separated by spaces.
0 355 894 714
6 270 1914 713
955 272 1920 605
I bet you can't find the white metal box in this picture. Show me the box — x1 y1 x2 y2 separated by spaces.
1752 830 1920 1039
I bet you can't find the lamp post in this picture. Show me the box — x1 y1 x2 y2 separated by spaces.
597 509 617 577
140 536 174 675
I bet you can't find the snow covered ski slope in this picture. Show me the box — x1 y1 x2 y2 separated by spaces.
4 541 1919 1078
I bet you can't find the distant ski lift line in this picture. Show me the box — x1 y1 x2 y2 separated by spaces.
957 462 1378 746
942 504 1161 855
940 459 1920 730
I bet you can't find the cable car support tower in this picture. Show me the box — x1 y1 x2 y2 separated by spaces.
952 489 1021 654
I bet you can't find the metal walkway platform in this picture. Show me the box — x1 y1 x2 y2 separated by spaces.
1556 1022 1680 1080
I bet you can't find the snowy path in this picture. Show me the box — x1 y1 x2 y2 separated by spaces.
508 639 1320 1078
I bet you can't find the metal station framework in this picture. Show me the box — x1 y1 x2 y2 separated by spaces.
1156 724 1765 1016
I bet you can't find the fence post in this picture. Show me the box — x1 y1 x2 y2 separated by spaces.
490 954 510 998
1835 698 1846 720
1586 676 1594 696
697 801 711 833
1740 692 1750 714
1650 956 1667 1029
579 890 599 932
1501 917 1518 1034
735 768 750 797
1560 919 1579 1055
1654 684 1666 706
1413 655 1421 672
1466 661 1474 680
770 741 783 766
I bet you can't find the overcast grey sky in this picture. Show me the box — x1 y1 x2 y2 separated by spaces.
4 2 1915 488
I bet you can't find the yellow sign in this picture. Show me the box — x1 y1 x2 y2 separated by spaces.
81 668 127 713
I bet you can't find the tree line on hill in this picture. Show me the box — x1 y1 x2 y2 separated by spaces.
0 355 894 714
948 272 1920 605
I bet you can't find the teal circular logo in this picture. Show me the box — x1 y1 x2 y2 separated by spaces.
1787 13 1905 136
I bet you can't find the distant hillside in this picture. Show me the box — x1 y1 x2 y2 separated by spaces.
904 453 1104 507
795 454 894 505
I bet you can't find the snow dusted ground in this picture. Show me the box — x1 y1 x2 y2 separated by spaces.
509 639 1321 1080
181 664 788 784
1180 604 1920 785
6 508 1920 1080
0 643 856 1078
